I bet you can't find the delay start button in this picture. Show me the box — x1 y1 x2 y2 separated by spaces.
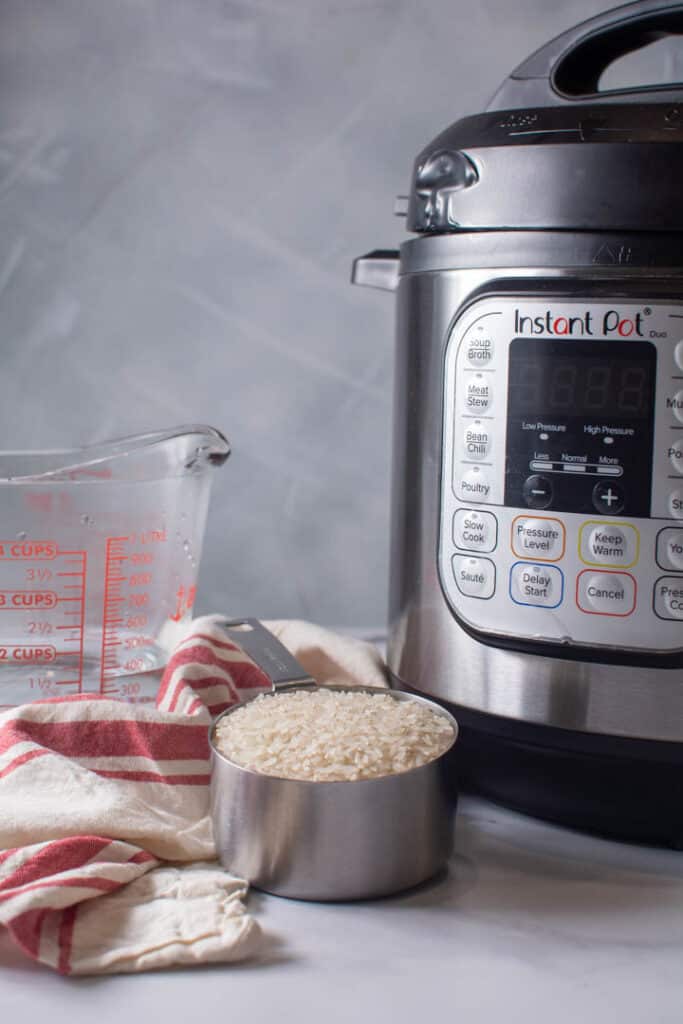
451 555 495 599
576 570 636 616
509 562 563 608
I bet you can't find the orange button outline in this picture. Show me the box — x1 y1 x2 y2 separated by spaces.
511 515 566 562
576 569 637 617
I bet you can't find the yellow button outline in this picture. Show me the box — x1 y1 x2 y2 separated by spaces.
579 520 640 569
511 515 566 562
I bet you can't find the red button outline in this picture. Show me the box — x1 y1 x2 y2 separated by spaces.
576 569 637 617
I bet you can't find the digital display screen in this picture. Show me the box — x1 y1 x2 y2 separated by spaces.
507 338 656 421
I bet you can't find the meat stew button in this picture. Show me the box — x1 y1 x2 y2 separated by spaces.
577 571 636 616
653 577 683 620
452 555 495 599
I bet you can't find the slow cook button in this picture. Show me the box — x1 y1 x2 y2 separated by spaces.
579 520 639 568
509 562 563 608
653 577 683 620
511 516 565 561
463 329 494 367
453 509 497 553
456 466 492 504
656 528 683 571
463 374 492 413
451 555 495 599
576 570 636 616
462 420 491 461
669 488 683 520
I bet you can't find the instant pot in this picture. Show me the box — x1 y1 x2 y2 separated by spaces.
353 0 683 843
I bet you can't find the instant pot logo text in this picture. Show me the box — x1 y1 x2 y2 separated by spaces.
514 309 645 338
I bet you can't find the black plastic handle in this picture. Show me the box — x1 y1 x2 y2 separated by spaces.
488 0 683 110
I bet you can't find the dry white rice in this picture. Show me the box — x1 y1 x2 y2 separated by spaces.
213 688 455 782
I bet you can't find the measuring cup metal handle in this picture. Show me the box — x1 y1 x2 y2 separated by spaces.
219 618 317 691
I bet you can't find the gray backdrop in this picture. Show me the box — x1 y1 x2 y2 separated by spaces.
0 0 677 628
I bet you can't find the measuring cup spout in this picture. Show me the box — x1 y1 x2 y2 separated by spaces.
0 425 230 483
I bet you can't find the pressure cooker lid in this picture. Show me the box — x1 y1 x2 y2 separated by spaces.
407 0 683 233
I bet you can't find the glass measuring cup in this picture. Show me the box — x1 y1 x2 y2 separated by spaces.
0 425 229 706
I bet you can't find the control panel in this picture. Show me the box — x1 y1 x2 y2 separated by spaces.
439 297 683 656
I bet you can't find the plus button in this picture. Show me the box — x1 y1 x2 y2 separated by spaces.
592 482 625 515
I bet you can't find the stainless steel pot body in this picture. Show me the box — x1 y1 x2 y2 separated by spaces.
385 236 683 744
210 687 457 901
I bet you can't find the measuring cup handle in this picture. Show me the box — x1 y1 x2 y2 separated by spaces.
219 618 317 690
488 0 683 110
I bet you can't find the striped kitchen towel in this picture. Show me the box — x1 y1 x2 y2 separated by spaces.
0 617 387 975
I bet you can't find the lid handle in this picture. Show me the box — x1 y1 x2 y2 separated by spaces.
488 0 683 110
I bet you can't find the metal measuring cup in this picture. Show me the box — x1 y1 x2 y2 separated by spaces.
209 619 458 901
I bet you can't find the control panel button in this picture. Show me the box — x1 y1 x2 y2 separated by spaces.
666 389 683 424
452 555 495 599
463 329 494 367
509 562 563 608
669 488 683 520
522 474 553 510
653 577 683 620
463 374 492 413
453 509 497 553
592 481 625 515
675 340 683 372
579 521 639 568
456 466 492 504
511 516 565 561
462 421 491 461
656 528 683 572
576 570 636 616
669 438 683 475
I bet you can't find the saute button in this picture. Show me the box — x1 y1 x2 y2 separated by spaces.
463 420 491 461
653 577 683 620
452 555 495 599
463 330 494 367
509 563 563 608
669 438 683 475
592 482 625 515
580 521 639 567
453 509 497 553
463 374 492 413
511 516 565 561
576 570 636 616
522 474 553 510
456 466 493 504
656 528 683 571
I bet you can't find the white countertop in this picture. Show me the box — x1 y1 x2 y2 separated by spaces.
2 795 682 1022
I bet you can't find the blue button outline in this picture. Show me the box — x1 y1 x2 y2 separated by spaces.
509 561 564 609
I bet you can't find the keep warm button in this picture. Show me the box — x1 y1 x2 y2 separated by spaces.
577 570 636 617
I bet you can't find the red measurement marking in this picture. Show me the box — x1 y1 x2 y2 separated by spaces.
100 537 131 691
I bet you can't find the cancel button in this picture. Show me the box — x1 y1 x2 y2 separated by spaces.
577 570 636 617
